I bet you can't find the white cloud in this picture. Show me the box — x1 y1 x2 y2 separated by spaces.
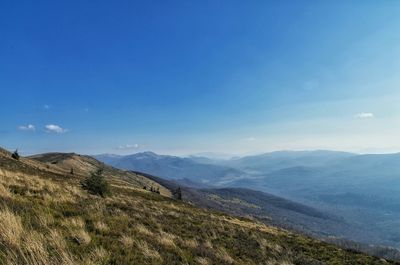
243 137 256 142
18 124 35 131
44 104 50 110
45 124 68 133
117 144 140 150
355 112 374 119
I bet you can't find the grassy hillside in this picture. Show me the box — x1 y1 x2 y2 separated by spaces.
137 172 347 233
29 152 170 197
141 172 400 261
0 149 397 264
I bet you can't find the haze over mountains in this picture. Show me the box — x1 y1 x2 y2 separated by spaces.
4 146 398 264
96 150 400 249
95 152 250 187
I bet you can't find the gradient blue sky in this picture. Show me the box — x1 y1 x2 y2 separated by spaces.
1 1 400 155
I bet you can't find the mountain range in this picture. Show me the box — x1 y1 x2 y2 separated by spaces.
2 146 396 264
95 152 250 186
95 150 400 250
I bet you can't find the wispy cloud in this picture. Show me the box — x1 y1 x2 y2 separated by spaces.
18 124 36 131
117 144 140 150
44 104 50 110
355 112 374 119
45 124 68 133
243 137 256 142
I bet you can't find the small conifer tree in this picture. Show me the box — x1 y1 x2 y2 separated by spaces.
81 168 109 197
174 187 182 200
11 149 20 160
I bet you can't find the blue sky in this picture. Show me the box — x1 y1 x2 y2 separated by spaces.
1 1 400 155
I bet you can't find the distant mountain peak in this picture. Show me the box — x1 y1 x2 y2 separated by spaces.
140 151 158 156
130 151 160 159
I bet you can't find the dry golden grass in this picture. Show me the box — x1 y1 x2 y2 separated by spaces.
265 260 292 265
0 208 24 248
94 221 109 232
135 240 162 261
215 246 234 264
119 235 134 248
203 240 213 249
259 238 283 253
87 200 106 214
0 169 78 204
182 238 198 249
158 231 176 248
21 231 49 265
65 185 85 198
135 223 153 236
277 261 294 265
0 170 21 187
0 183 12 198
221 216 280 236
34 212 54 229
62 217 85 229
195 256 211 265
84 247 109 265
72 229 91 245
48 230 75 265
167 210 180 218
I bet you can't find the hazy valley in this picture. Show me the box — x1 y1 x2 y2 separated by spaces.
96 150 400 253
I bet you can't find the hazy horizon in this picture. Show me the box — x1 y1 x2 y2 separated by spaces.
9 147 400 158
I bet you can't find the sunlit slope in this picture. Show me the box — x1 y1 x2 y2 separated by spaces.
0 148 396 264
29 152 170 197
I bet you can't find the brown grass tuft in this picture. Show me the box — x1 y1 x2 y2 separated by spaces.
0 183 12 198
183 238 198 249
21 231 49 265
119 235 134 248
0 208 24 248
215 246 234 264
72 229 91 245
136 240 162 261
63 217 85 229
158 231 176 248
195 256 211 265
135 224 153 236
94 221 109 232
84 247 109 265
48 230 75 265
